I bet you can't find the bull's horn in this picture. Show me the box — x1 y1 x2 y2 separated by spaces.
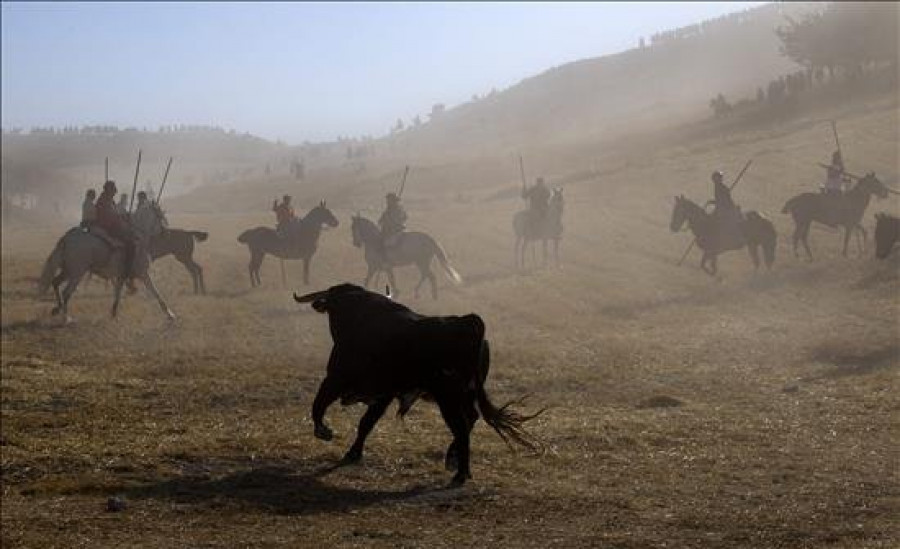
294 290 327 303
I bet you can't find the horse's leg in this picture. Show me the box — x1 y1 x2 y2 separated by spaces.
141 273 175 320
856 224 868 256
248 251 261 287
799 222 813 261
51 272 67 316
362 264 376 288
59 271 85 322
748 243 760 270
381 269 398 296
842 225 852 257
110 278 125 318
413 266 426 299
176 255 203 295
542 239 548 266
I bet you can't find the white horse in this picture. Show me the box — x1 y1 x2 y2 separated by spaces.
38 215 175 323
350 215 462 299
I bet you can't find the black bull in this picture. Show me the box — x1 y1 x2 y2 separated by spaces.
294 283 541 486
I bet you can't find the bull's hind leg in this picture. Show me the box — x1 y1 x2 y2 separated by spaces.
343 396 392 463
435 395 472 486
311 375 342 441
445 400 479 472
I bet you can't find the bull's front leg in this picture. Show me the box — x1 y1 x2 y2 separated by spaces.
311 375 341 441
343 396 392 463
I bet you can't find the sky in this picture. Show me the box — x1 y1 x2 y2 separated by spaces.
2 2 764 144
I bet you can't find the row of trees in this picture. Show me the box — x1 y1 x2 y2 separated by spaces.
776 2 899 79
2 124 246 137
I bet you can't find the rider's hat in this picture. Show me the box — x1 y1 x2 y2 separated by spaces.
103 180 117 193
711 170 724 183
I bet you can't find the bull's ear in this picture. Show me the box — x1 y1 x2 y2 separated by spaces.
294 290 327 303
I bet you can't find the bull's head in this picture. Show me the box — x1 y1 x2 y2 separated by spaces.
294 283 367 313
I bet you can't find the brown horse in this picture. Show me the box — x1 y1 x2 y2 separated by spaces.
133 202 209 294
781 173 895 259
670 195 776 276
237 201 339 287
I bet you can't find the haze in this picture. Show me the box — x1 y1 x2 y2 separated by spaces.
2 1 762 144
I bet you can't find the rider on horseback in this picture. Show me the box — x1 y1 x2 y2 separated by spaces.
522 177 551 225
822 150 847 195
132 191 161 237
96 180 138 293
378 192 407 256
273 195 296 237
707 170 744 248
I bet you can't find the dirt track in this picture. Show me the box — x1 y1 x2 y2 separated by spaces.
2 101 898 548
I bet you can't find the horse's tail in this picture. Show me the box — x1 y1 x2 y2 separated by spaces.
432 238 463 284
748 211 777 268
38 235 66 295
190 231 209 242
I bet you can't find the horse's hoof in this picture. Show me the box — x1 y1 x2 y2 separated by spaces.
314 424 334 441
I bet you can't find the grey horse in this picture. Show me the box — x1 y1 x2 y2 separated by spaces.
781 172 896 259
350 214 462 299
38 226 175 323
237 200 339 287
513 187 564 268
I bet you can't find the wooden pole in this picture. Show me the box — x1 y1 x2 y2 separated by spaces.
128 150 142 214
677 159 753 266
518 155 527 193
397 165 410 197
105 157 109 182
156 157 173 203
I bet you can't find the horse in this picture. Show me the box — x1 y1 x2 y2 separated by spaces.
132 202 209 295
513 188 564 269
670 195 776 276
874 212 899 259
350 214 462 299
781 172 895 259
237 200 339 287
37 226 175 323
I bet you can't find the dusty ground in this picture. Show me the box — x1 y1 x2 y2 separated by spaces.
2 99 899 548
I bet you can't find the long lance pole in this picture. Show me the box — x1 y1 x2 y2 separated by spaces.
128 150 142 214
677 159 753 266
830 120 843 160
397 165 410 197
518 155 527 192
156 156 173 204
105 157 109 182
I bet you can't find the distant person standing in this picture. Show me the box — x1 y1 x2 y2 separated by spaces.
81 189 97 229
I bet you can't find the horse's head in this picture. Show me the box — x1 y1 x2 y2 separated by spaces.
670 195 688 232
858 172 893 199
308 200 340 228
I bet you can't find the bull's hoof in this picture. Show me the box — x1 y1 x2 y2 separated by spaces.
448 473 469 488
341 449 362 464
444 448 459 472
314 424 333 441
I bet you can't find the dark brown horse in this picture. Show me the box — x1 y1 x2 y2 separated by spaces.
133 202 209 294
781 173 895 259
237 201 339 287
670 195 776 276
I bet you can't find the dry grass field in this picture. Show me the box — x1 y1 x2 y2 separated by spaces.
2 97 898 548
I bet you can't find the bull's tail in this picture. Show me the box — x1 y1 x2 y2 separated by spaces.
190 231 209 242
38 236 65 295
474 339 543 451
432 238 463 285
